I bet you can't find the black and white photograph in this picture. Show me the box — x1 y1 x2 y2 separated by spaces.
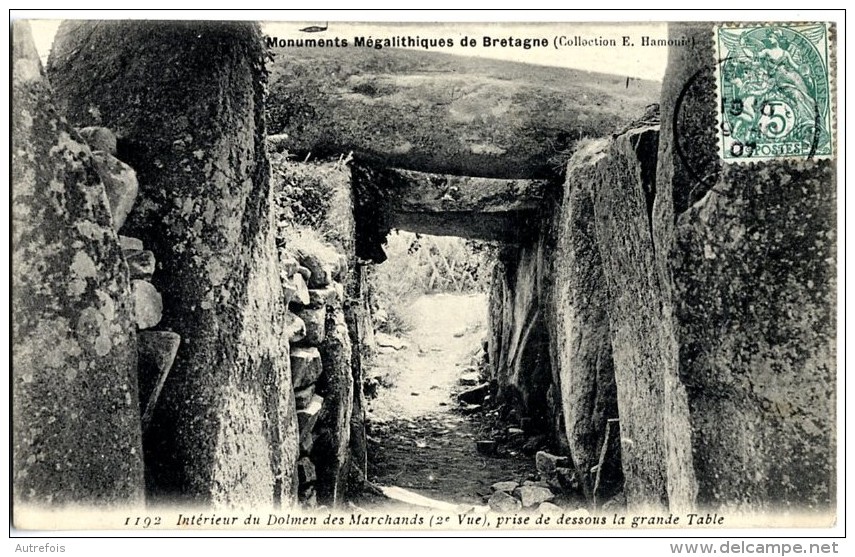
8 10 843 543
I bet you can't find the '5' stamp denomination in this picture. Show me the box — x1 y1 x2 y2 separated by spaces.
715 23 833 162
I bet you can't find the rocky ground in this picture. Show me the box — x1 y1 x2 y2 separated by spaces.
353 293 588 514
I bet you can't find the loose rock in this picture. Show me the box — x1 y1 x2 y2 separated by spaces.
294 385 316 410
488 491 522 513
119 235 143 250
458 383 489 405
476 440 497 455
538 502 563 514
76 126 117 154
300 432 316 456
285 312 306 344
123 249 156 280
290 273 311 306
521 434 549 455
536 450 571 478
295 307 326 345
131 280 162 329
490 481 519 493
278 254 299 277
308 285 339 308
290 347 323 389
297 457 316 484
296 265 312 283
375 332 408 350
91 151 139 232
297 394 324 435
459 371 481 386
513 485 554 508
293 244 340 288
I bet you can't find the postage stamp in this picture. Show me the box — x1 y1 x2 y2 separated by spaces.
714 23 833 162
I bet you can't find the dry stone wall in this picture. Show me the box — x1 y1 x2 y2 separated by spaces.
281 237 353 507
269 152 369 507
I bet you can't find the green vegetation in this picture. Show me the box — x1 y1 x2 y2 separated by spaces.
368 230 494 335
269 148 355 253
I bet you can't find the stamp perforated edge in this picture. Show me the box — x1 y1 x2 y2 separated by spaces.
712 21 837 165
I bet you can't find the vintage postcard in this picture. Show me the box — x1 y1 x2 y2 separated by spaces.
9 11 842 540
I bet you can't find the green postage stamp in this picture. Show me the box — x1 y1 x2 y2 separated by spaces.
715 23 833 162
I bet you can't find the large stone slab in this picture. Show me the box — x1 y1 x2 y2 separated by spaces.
48 20 298 507
314 309 354 505
266 45 659 179
551 159 622 504
563 123 696 513
11 21 144 516
656 23 836 513
487 242 553 431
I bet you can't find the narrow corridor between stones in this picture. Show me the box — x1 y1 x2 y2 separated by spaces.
351 233 591 515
